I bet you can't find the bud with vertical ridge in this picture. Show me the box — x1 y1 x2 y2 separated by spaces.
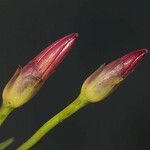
81 49 148 103
2 33 78 108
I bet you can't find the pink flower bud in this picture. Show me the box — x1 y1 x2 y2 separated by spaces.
3 33 78 108
81 49 148 103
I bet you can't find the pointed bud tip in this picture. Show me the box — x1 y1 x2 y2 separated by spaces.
121 49 148 77
68 33 79 40
72 32 79 37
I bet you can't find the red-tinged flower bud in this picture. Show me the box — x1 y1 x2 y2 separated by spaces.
2 33 78 108
81 49 148 103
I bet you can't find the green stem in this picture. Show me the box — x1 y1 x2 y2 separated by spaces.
17 94 89 150
0 104 13 126
0 138 14 150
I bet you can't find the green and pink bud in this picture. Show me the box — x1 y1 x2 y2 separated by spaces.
2 33 78 108
81 49 148 103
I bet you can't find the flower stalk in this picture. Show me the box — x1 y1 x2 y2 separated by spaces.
0 138 14 150
17 94 88 150
0 105 13 126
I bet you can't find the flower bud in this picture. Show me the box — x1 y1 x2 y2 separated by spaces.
81 49 148 103
2 33 78 108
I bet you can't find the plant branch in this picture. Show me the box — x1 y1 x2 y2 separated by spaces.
17 94 88 150
0 104 13 126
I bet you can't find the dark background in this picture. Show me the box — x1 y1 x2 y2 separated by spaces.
0 0 150 149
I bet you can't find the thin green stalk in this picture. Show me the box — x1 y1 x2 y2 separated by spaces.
0 104 13 126
0 138 14 150
17 94 89 150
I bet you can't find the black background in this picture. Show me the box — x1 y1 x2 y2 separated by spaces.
0 0 150 149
